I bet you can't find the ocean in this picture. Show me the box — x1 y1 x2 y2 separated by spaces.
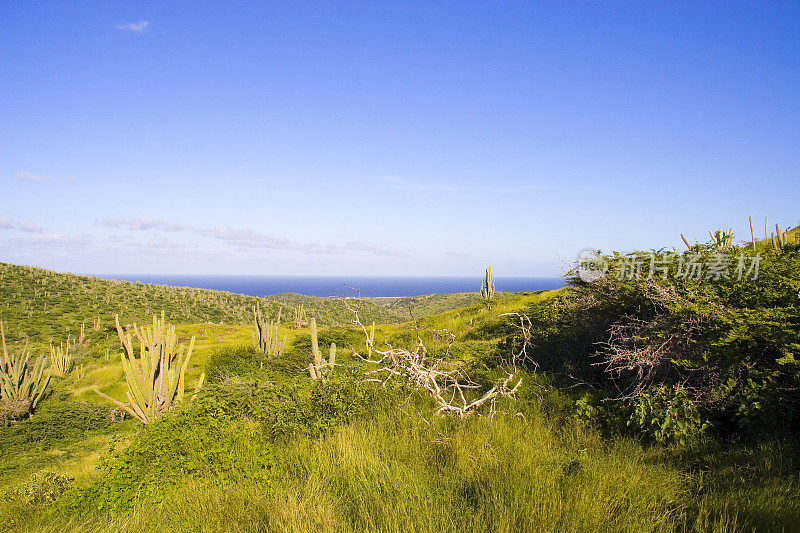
98 275 565 298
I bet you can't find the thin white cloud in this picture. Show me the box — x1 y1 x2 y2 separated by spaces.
317 241 403 256
198 226 295 249
15 171 48 183
444 251 473 259
116 21 150 33
102 215 184 231
101 215 405 257
17 220 44 233
27 232 90 245
0 217 88 248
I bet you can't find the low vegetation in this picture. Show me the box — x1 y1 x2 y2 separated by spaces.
0 220 798 531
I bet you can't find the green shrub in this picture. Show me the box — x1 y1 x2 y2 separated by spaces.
206 346 265 379
628 386 709 444
573 394 600 428
70 375 393 513
730 373 794 435
198 374 389 440
554 234 800 439
72 402 273 512
0 401 115 454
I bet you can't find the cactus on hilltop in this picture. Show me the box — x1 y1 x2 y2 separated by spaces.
480 266 496 300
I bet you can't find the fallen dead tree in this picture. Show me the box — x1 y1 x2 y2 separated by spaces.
342 299 528 419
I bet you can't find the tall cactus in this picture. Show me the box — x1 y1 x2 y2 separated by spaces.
49 336 74 377
253 303 286 356
770 224 791 252
709 228 734 250
0 320 51 420
293 305 308 329
480 266 496 300
93 312 204 424
366 321 375 356
307 318 336 381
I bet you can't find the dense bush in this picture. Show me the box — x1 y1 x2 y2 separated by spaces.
537 237 800 440
199 374 390 440
0 400 116 453
68 374 392 513
628 385 709 444
72 404 273 512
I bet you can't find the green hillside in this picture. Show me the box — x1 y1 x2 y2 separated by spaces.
1 224 799 531
0 263 426 343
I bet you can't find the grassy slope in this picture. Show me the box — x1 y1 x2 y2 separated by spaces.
1 263 798 531
4 289 698 533
0 262 486 345
368 291 485 317
0 264 492 494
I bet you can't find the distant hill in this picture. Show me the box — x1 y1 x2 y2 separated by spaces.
0 263 488 342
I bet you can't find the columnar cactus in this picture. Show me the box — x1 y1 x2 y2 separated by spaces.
253 303 286 356
480 266 495 300
93 312 204 424
709 229 734 250
293 305 308 329
49 336 74 377
0 320 51 420
307 318 336 381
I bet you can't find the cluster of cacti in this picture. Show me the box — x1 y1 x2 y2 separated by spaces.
480 266 495 300
709 228 734 250
293 305 308 329
253 303 287 356
49 335 74 377
684 217 798 253
0 320 51 420
307 318 336 381
770 223 794 251
93 312 204 424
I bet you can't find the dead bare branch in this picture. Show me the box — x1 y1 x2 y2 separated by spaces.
341 298 523 419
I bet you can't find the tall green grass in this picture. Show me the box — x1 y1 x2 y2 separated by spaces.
11 400 743 532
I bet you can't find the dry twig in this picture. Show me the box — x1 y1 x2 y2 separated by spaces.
341 298 524 418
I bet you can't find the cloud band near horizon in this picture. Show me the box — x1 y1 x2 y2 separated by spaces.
101 215 405 256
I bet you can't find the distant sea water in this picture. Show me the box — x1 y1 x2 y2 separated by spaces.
98 275 565 298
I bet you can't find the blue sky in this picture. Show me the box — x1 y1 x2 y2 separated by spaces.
1 2 798 276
